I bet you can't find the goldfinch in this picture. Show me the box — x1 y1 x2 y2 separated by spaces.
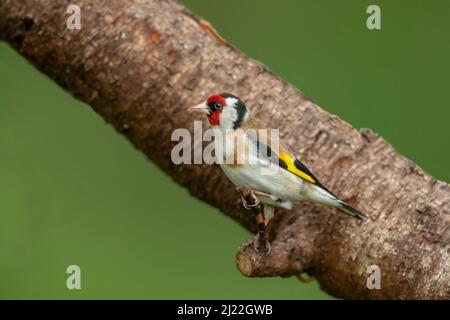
189 93 366 250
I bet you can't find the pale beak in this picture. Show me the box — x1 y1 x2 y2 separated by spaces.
188 102 210 115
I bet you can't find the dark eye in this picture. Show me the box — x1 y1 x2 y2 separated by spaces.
208 102 223 112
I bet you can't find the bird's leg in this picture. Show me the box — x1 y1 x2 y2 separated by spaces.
238 187 271 253
263 205 275 225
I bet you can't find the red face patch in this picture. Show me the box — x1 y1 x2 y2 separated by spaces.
208 110 222 126
206 93 226 126
207 93 226 106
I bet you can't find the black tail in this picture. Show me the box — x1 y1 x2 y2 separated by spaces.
337 201 368 220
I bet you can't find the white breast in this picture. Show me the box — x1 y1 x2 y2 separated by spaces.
214 129 307 204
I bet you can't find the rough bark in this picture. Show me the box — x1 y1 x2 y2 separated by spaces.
1 0 449 299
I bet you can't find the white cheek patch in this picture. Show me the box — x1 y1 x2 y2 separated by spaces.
219 97 239 129
219 107 237 129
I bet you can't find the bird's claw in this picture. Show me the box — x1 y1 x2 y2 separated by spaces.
237 187 260 210
253 235 271 254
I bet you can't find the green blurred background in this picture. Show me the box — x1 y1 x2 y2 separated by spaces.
0 0 449 299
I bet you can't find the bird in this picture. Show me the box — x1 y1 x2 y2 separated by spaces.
189 92 366 252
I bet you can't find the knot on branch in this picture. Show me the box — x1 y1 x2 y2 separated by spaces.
236 238 306 277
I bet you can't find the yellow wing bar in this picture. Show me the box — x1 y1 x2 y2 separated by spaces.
278 151 316 184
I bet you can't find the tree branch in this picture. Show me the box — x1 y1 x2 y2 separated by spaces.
1 0 449 299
